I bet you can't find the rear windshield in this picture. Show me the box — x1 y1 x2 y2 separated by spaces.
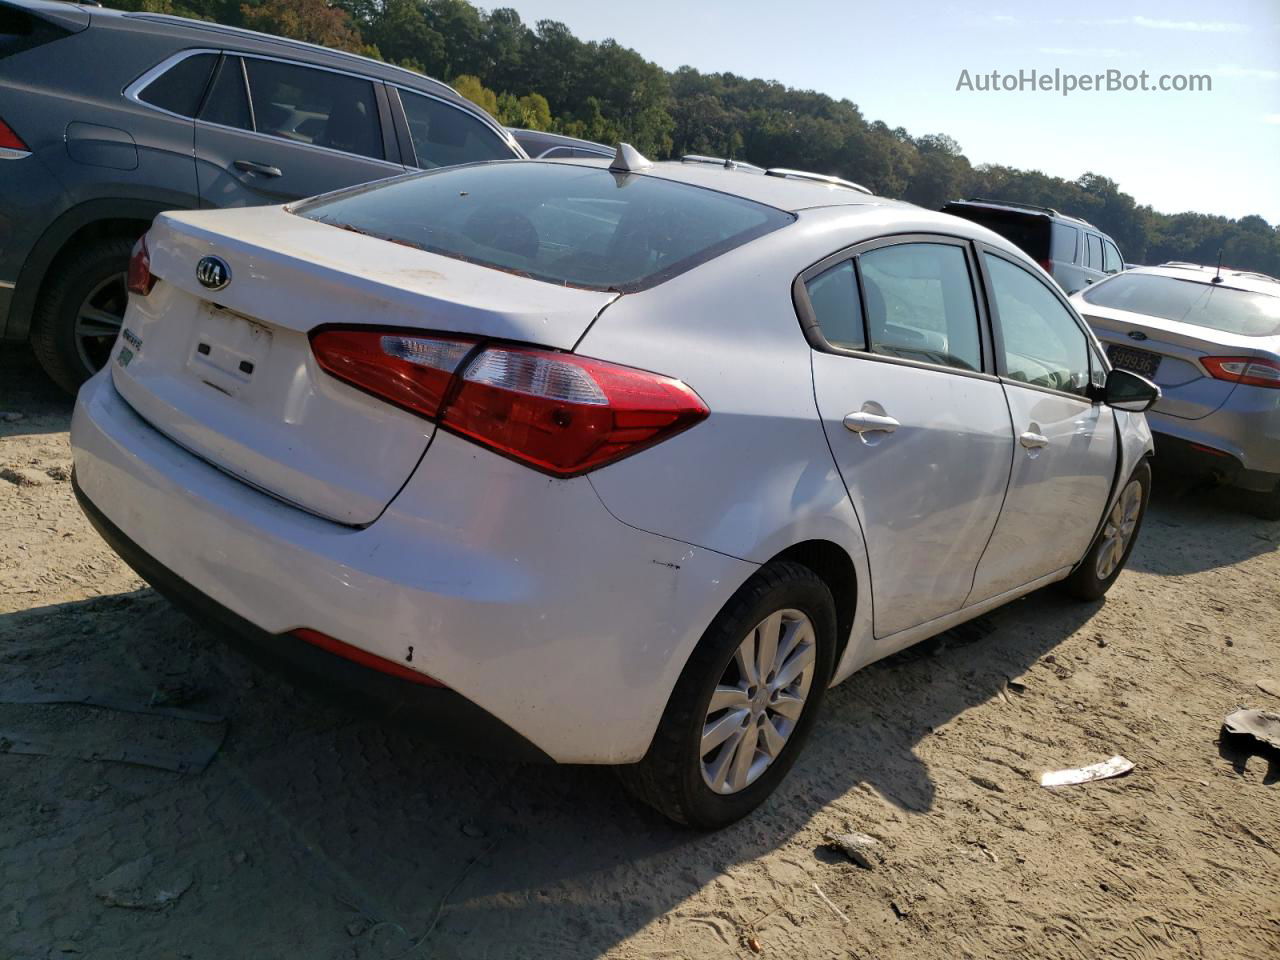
1082 272 1280 337
293 161 794 291
942 206 1050 260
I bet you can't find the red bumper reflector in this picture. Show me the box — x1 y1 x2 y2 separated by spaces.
291 628 446 687
1188 442 1229 458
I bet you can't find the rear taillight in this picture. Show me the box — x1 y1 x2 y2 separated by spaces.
292 628 446 687
1202 356 1280 389
310 329 709 476
0 117 28 152
126 234 156 296
1036 257 1053 275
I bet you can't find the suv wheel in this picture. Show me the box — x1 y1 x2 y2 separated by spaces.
30 235 136 394
618 561 836 829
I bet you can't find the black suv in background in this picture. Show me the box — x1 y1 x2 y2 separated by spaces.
0 0 523 392
941 198 1126 295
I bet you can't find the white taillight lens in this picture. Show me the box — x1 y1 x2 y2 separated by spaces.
1202 355 1280 389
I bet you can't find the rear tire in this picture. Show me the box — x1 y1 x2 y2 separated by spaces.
617 561 836 829
30 235 136 395
1063 461 1151 601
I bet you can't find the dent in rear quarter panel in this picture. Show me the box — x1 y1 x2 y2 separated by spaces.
575 212 878 683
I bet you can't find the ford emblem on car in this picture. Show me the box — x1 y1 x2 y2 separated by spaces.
1127 330 1148 341
196 255 231 291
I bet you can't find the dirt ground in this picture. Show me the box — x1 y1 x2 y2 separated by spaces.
2 341 1278 960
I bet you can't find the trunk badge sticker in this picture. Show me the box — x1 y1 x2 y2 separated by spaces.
122 328 142 350
196 255 231 291
117 347 134 368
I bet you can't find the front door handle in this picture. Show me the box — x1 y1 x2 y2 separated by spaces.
844 411 900 434
234 159 283 178
1019 431 1049 449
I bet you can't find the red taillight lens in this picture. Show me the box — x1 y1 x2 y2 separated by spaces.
0 117 28 152
445 346 708 476
1202 355 1280 389
1037 257 1053 275
309 329 709 476
311 329 476 417
126 234 156 296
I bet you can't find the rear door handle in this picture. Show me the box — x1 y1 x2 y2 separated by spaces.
843 411 900 434
234 159 283 178
1019 431 1049 449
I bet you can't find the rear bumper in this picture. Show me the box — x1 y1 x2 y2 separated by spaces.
74 474 551 761
70 372 754 763
1148 395 1280 488
1151 431 1279 493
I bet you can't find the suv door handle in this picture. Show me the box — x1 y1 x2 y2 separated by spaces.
234 159 283 178
1019 431 1049 449
843 411 900 434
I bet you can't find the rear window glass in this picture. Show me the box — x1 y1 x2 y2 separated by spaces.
1051 224 1078 263
139 53 217 117
294 162 794 291
943 206 1049 260
1082 272 1280 337
1 8 69 58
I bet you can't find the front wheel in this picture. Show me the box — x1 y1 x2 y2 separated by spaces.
617 561 836 829
1063 461 1151 601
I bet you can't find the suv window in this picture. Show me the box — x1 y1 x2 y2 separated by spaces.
804 261 864 350
138 53 218 117
859 243 982 372
244 58 382 160
399 90 514 168
985 253 1090 396
1051 223 1078 264
200 55 252 130
1085 234 1103 271
1102 239 1123 274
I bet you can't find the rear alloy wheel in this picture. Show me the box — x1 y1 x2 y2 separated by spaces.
30 235 136 394
618 561 836 829
1064 461 1151 601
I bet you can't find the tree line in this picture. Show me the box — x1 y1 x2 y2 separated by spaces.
122 0 1280 276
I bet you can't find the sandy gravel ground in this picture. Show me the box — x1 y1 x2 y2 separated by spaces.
2 342 1278 960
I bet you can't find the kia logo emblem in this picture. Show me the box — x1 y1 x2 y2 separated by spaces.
196 255 231 291
1127 330 1148 341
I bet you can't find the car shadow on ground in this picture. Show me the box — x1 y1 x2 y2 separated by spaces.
0 343 73 436
2 579 1099 959
1127 473 1279 577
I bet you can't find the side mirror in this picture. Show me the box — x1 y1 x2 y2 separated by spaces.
1103 368 1160 412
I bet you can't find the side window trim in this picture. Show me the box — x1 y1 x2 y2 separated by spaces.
124 47 223 120
975 242 1106 402
793 232 998 380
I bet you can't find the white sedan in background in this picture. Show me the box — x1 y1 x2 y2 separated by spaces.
70 149 1158 828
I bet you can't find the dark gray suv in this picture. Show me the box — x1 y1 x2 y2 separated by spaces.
0 0 523 392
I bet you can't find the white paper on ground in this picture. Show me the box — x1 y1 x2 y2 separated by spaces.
1039 755 1134 787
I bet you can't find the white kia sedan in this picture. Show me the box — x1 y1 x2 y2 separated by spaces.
70 151 1158 828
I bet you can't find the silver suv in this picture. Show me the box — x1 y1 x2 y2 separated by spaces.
0 0 523 392
942 198 1125 294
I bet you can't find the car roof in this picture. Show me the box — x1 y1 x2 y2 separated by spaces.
73 3 473 108
509 129 612 157
1121 263 1280 297
552 156 909 214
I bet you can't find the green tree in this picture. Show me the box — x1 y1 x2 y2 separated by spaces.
240 0 363 52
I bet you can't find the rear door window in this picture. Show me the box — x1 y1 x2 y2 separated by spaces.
1051 224 1078 264
399 90 515 168
1085 234 1103 270
1102 240 1123 274
244 59 383 160
199 55 252 131
804 260 864 350
138 53 218 117
859 243 983 372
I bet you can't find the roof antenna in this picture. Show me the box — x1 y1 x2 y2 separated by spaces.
1212 248 1224 284
609 142 652 174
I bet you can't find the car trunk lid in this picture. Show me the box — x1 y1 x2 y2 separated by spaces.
111 206 617 525
1080 304 1248 419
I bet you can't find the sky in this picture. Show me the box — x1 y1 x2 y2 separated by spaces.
509 0 1280 223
